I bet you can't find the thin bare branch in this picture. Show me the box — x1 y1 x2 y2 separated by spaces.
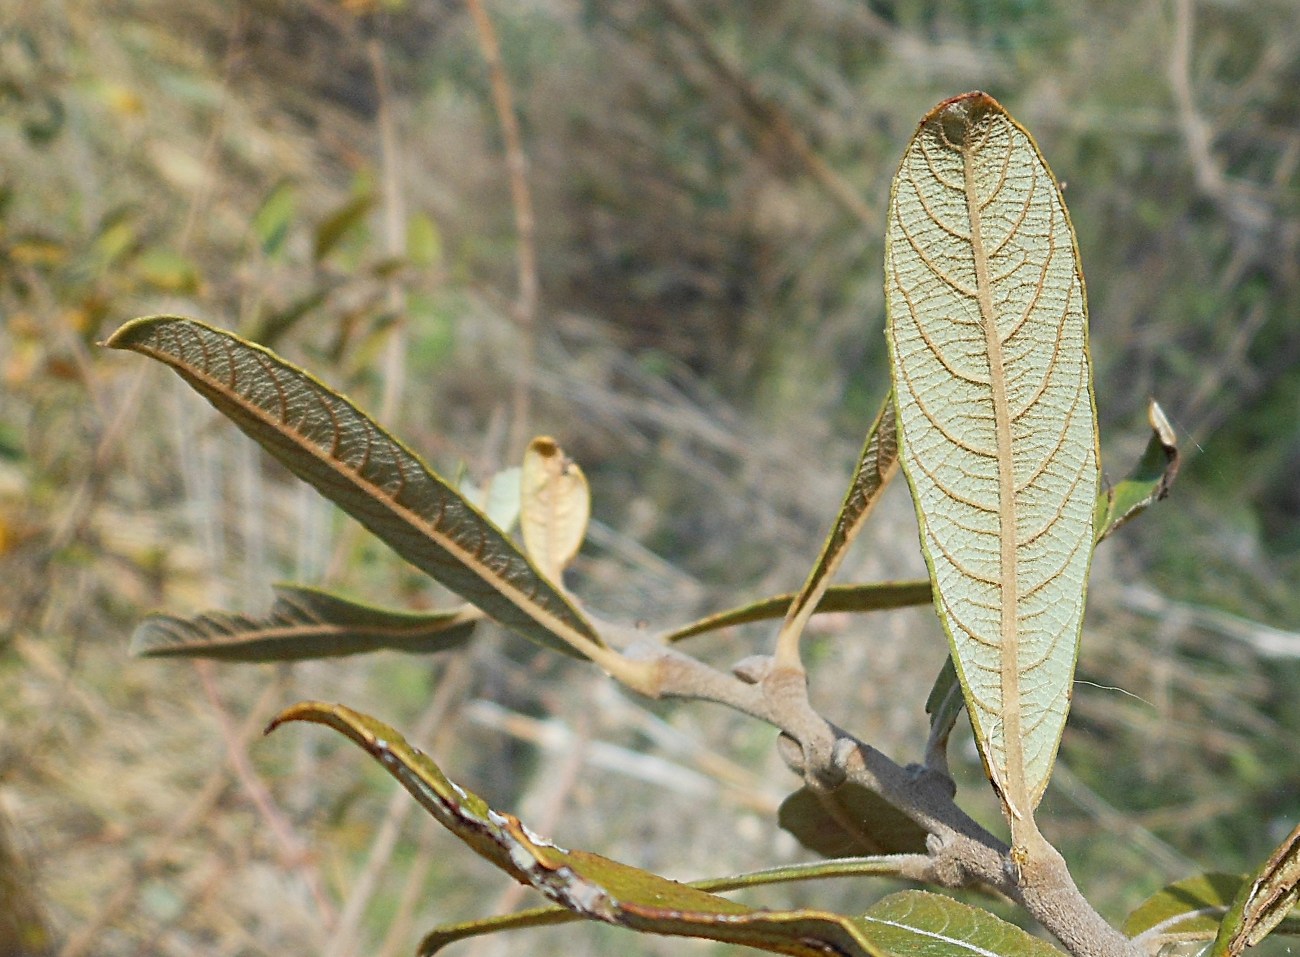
464 0 538 455
57 678 283 957
1167 0 1271 236
649 0 877 229
367 35 411 427
195 661 337 930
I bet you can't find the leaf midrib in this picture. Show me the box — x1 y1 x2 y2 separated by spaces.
145 334 604 660
960 128 1027 816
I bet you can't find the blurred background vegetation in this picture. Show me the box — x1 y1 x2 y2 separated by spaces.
1 1 1298 955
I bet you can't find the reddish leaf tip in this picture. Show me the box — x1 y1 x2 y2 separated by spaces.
263 700 332 736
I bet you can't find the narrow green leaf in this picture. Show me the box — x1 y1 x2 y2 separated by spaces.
664 581 934 643
779 781 929 857
106 317 605 661
1095 399 1179 543
923 656 964 774
133 248 201 295
1125 872 1300 947
130 584 478 662
246 288 330 350
269 701 892 957
251 181 296 258
1213 822 1300 956
885 91 1099 819
776 395 899 662
1124 873 1244 941
421 857 913 953
314 193 374 262
861 891 1065 956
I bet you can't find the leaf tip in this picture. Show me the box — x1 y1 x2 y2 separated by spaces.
921 90 1003 144
127 617 180 658
102 314 174 351
527 435 560 457
263 700 331 737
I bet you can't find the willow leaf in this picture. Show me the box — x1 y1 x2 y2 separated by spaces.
778 781 929 858
885 92 1099 820
776 394 900 663
106 317 605 661
861 891 1065 956
130 584 478 661
664 580 933 643
1124 872 1300 946
1124 873 1244 941
1213 822 1300 956
270 701 892 957
420 857 912 953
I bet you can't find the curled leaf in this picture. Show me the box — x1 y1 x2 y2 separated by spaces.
1095 398 1179 543
421 857 913 953
520 437 590 583
1214 822 1300 955
269 701 893 957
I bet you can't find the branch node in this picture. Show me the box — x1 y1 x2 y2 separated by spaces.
776 733 804 774
731 654 772 685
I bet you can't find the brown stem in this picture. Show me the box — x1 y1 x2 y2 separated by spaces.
464 0 538 455
632 642 1140 957
367 36 410 428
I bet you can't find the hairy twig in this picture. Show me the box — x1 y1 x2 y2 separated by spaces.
615 636 1141 957
464 0 538 455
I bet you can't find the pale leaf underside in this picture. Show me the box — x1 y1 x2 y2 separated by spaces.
520 436 590 582
886 92 1099 812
